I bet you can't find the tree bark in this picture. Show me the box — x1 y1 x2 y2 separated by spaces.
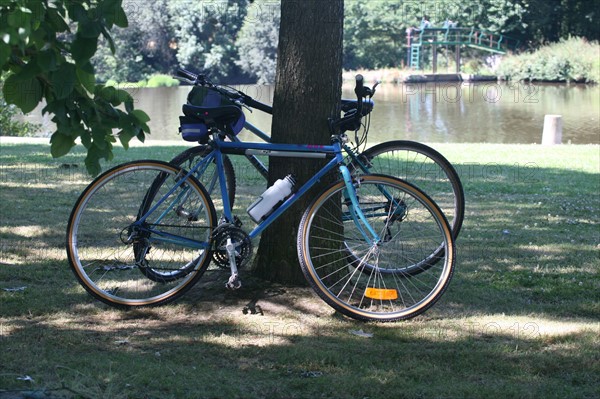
253 0 344 284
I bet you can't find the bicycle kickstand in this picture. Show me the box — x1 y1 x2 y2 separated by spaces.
225 237 242 290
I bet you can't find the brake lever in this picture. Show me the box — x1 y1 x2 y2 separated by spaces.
235 100 253 113
174 76 196 85
371 81 380 97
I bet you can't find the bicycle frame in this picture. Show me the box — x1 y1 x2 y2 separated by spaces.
233 120 371 180
135 134 382 250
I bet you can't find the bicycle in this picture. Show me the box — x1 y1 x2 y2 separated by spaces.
169 69 465 246
66 76 456 322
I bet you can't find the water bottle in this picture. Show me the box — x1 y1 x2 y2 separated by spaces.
247 175 296 223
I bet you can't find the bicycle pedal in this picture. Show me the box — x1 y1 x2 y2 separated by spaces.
225 274 242 290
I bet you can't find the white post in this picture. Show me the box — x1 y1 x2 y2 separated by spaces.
542 115 563 145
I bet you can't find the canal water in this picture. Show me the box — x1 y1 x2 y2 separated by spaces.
29 82 600 144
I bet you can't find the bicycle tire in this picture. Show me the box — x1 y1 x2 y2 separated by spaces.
351 140 464 239
169 145 236 208
66 160 217 308
297 174 455 322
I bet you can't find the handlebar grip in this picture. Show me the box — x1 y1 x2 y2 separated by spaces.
354 74 364 96
176 68 198 82
244 96 273 114
354 75 364 118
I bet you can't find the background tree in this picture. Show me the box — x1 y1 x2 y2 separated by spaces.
253 0 344 284
235 0 280 84
167 0 249 83
0 0 150 175
93 0 177 83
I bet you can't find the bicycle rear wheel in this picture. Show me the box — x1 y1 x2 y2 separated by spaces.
352 140 464 239
66 161 217 308
297 175 455 322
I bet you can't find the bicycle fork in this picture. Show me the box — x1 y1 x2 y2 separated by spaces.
339 165 381 246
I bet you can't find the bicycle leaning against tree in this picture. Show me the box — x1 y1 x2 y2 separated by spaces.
66 75 458 322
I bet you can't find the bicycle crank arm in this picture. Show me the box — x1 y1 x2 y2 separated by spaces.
225 238 242 290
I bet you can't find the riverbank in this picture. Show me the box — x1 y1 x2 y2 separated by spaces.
342 68 599 84
346 38 600 85
342 69 502 83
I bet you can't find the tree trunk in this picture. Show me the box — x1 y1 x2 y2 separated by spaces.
253 0 344 284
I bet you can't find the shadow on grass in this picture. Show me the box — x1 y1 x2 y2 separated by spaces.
1 298 597 398
1 152 598 319
1 147 599 397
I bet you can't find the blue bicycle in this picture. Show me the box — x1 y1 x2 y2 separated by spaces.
167 69 464 246
66 77 456 321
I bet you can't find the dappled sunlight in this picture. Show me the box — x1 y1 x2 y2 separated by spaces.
0 246 66 265
0 225 53 238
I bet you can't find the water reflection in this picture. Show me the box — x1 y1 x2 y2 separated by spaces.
26 82 600 144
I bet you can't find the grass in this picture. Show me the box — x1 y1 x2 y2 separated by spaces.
0 140 599 398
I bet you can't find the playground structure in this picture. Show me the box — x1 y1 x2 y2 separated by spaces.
407 26 520 72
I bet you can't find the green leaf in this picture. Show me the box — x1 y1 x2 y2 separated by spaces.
98 85 117 102
84 152 102 176
118 129 131 150
50 63 77 99
36 49 58 72
99 0 121 26
46 9 70 32
81 130 92 148
130 109 150 124
115 89 131 104
2 74 43 113
71 35 98 62
114 7 128 28
79 20 103 39
14 59 42 81
50 131 76 158
67 3 87 23
8 9 31 29
101 26 116 54
0 42 10 67
76 62 96 93
124 99 134 113
84 143 114 176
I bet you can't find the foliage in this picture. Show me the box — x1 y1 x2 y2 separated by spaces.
235 0 280 84
517 0 600 45
0 0 150 175
343 2 405 70
145 74 180 87
83 0 600 82
0 78 39 136
93 0 176 83
496 37 600 83
167 0 249 83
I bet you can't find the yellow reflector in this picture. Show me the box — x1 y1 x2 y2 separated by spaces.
365 287 398 300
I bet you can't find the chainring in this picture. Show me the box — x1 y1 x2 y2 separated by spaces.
211 224 253 269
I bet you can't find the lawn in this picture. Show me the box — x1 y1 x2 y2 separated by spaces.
1 140 598 399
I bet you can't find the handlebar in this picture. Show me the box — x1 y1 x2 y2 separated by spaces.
176 68 376 134
176 67 273 114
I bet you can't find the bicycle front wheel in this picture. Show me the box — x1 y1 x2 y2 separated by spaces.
66 161 217 308
297 175 455 322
